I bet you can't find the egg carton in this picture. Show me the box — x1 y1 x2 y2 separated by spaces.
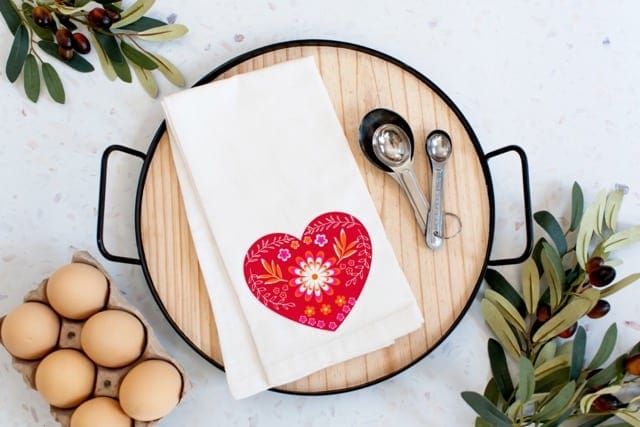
0 251 190 427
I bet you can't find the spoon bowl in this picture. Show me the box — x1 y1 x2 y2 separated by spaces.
426 131 453 163
372 123 412 168
358 109 430 238
358 109 415 172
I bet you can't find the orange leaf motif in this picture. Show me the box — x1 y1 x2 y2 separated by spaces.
258 258 286 285
333 228 357 263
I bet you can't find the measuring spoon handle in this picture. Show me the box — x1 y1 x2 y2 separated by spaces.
394 167 430 236
426 164 445 249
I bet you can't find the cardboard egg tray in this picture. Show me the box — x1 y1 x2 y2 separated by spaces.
0 251 190 426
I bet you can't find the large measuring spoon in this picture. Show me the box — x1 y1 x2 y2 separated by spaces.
425 130 453 250
358 109 430 238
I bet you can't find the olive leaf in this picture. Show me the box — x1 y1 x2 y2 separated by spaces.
571 415 614 427
561 338 577 354
531 237 548 274
532 289 599 343
94 32 131 82
119 16 166 31
37 40 95 72
6 24 29 82
566 268 586 292
535 367 570 393
460 391 513 427
576 190 606 268
120 41 158 69
146 51 185 87
601 273 640 298
615 411 640 427
570 326 586 381
534 211 567 255
587 323 617 370
594 190 608 237
480 299 521 359
484 268 527 317
484 290 527 333
0 0 20 34
604 189 624 232
535 341 557 367
582 287 602 315
586 355 626 389
110 0 155 29
569 182 584 232
483 378 501 405
136 23 188 41
602 225 640 253
90 32 117 81
540 409 573 427
522 257 539 315
534 355 569 381
475 418 494 427
131 61 158 98
540 242 565 311
112 58 132 83
23 54 40 102
42 62 65 103
535 381 576 421
93 32 124 62
505 400 523 420
517 357 535 403
488 339 514 401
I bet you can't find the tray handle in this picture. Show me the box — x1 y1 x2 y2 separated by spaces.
485 145 533 266
97 144 146 265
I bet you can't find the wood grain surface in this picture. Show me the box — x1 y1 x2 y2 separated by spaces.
139 44 491 394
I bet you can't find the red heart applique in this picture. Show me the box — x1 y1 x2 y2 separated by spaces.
243 212 372 331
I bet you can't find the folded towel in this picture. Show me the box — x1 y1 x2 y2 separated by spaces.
162 56 424 398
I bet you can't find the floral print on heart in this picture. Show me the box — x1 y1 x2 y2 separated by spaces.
289 251 340 302
243 212 372 331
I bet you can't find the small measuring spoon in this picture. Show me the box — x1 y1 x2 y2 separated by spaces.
425 130 453 250
359 109 430 237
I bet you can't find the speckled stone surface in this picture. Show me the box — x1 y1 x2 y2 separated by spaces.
1 1 640 425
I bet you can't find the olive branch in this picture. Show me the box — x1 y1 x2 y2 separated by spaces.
462 182 640 426
0 0 188 103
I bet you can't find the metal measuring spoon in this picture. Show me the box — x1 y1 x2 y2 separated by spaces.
358 109 430 237
425 130 453 250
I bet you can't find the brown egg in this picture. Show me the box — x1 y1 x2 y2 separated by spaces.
81 310 145 368
70 397 131 427
0 302 60 360
119 360 182 421
46 263 108 320
35 349 96 408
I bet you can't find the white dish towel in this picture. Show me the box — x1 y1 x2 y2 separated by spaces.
162 56 424 399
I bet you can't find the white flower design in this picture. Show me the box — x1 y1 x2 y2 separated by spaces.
289 251 340 302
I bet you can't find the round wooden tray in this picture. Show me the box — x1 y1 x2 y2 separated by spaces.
138 41 493 394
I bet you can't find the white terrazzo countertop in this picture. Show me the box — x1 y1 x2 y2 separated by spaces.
2 1 640 426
